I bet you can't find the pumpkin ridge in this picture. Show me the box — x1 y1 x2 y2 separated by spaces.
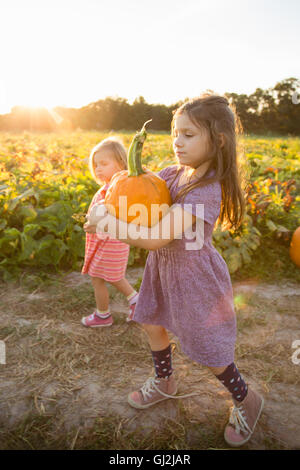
104 120 172 227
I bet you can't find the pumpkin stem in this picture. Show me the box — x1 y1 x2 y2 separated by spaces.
128 119 152 176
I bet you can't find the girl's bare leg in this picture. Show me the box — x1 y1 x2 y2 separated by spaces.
110 278 135 297
142 324 170 351
91 277 109 311
207 365 227 375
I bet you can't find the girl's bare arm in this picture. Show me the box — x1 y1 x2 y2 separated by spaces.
84 204 197 250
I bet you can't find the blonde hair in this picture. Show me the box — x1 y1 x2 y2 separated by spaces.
89 137 127 181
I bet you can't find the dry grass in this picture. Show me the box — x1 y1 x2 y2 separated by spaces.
0 270 300 450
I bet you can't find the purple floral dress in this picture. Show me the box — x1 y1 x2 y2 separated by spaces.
133 165 236 367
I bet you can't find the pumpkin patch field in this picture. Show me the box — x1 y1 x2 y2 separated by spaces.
0 131 300 450
0 131 299 281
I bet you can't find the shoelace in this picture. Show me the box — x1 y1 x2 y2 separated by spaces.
91 311 110 320
140 377 199 401
229 405 252 436
85 312 97 322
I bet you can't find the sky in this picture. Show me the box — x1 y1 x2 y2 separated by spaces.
0 0 299 114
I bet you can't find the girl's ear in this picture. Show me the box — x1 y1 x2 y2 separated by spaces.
219 133 226 148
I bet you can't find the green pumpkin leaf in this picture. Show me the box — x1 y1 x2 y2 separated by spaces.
266 219 277 232
23 224 41 237
0 219 7 231
241 246 252 264
19 233 37 261
16 205 37 223
222 247 243 273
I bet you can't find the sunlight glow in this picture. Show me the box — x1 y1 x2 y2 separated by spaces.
233 294 248 311
0 0 299 114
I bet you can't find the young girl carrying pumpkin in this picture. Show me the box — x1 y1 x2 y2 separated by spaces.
81 137 138 327
84 95 264 447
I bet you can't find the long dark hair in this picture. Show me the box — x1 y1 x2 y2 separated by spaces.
171 94 245 230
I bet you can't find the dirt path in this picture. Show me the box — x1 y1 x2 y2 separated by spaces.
0 268 299 449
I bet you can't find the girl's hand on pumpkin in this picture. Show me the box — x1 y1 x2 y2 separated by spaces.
83 204 110 234
86 204 108 226
83 222 97 233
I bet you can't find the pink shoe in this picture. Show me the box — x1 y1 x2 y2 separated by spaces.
81 311 113 328
224 387 264 447
126 302 136 322
128 375 178 409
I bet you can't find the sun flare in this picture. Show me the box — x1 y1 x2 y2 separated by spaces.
14 85 59 111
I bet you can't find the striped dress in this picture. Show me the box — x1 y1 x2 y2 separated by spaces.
81 184 130 282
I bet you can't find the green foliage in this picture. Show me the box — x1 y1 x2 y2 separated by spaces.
213 215 261 273
214 135 300 276
0 131 299 280
0 78 299 135
226 77 300 135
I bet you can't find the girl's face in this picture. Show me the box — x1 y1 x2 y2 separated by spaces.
93 149 123 183
172 113 212 170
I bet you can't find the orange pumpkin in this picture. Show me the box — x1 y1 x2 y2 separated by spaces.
105 120 172 227
290 226 300 268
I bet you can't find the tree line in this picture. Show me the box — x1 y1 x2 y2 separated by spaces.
0 78 299 135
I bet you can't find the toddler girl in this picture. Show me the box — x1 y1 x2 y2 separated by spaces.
81 137 138 327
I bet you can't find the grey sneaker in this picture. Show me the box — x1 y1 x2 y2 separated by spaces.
128 375 178 409
224 387 264 447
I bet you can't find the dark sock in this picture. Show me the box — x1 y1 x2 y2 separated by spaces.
151 344 173 379
215 363 248 402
